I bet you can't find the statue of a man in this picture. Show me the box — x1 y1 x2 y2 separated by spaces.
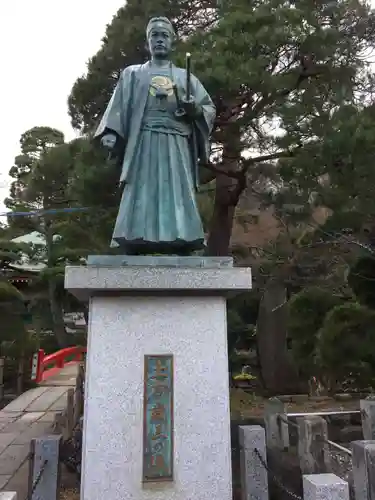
94 16 216 255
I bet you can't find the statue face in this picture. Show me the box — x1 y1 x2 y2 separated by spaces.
147 26 173 58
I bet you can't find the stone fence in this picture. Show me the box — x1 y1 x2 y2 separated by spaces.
1 392 374 499
240 397 375 499
0 435 62 500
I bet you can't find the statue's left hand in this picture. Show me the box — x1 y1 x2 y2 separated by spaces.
181 96 201 118
101 133 117 150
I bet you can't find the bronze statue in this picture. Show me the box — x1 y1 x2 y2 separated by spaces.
95 17 216 255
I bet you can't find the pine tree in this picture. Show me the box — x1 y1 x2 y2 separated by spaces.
68 0 375 258
66 0 375 392
5 128 73 347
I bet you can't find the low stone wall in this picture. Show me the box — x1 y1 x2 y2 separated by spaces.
239 425 351 500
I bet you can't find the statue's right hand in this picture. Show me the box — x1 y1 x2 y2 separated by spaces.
101 133 117 150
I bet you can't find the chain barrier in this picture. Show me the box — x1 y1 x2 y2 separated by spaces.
278 414 299 430
26 458 48 500
253 448 303 500
60 420 83 478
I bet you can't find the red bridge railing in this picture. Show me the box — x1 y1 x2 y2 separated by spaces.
31 346 86 383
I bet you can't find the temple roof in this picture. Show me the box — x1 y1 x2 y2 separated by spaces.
10 231 46 273
11 231 46 246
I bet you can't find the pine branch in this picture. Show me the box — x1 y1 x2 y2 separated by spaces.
202 148 298 179
248 63 324 119
242 150 296 167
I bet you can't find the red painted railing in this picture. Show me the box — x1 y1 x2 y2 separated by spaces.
31 346 86 383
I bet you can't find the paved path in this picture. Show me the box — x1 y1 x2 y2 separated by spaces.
0 364 79 498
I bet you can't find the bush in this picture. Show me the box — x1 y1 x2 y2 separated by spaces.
316 302 375 389
226 291 259 377
287 287 341 379
227 291 260 351
348 256 375 308
0 281 36 393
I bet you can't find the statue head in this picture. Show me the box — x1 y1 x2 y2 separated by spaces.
146 17 175 59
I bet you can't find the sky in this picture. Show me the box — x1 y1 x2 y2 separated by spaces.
0 0 125 214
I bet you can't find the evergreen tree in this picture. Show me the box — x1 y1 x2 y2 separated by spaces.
0 237 33 365
5 127 74 347
68 0 375 258
65 0 375 392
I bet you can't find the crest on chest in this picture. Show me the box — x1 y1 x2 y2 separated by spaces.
149 75 174 98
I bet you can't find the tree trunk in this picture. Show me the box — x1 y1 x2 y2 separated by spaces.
206 145 244 256
256 279 299 395
207 177 237 256
83 307 89 326
17 353 24 395
45 219 68 348
48 280 68 348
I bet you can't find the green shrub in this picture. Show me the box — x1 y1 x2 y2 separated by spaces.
0 281 36 392
348 256 375 308
316 302 375 389
287 287 341 379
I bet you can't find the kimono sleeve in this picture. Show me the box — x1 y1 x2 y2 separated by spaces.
94 67 134 141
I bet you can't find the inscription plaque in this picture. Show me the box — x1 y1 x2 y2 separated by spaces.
143 355 174 482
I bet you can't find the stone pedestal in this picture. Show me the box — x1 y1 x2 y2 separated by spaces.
65 257 251 500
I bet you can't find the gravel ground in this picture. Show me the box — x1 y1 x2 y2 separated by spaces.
60 489 79 500
230 389 361 417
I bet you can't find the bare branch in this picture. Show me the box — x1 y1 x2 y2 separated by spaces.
201 162 241 178
242 150 295 168
202 147 298 181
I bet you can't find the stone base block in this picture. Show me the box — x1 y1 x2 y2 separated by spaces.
303 474 349 500
67 262 251 500
82 294 232 500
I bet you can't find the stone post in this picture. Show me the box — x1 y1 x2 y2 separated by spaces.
65 388 75 440
361 399 375 440
0 494 17 500
264 397 289 450
298 416 330 474
28 435 62 500
352 441 375 500
74 362 84 425
351 441 375 500
0 357 5 400
65 257 252 500
365 443 375 500
303 474 349 500
239 426 268 500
